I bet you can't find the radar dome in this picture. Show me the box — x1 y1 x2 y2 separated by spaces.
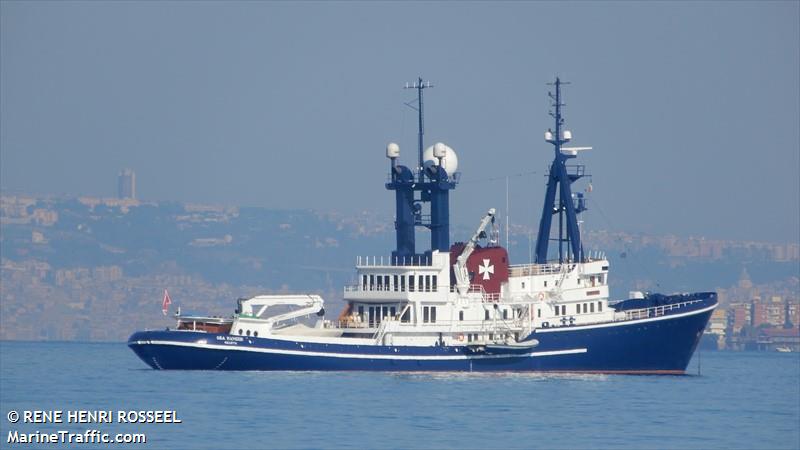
422 142 459 175
386 142 400 159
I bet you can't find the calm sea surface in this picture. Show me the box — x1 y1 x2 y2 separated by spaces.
1 341 798 449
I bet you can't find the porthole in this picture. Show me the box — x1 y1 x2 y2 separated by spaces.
254 331 258 337
246 330 251 336
238 329 243 335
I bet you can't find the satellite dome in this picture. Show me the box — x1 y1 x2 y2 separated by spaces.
386 142 400 159
422 142 459 175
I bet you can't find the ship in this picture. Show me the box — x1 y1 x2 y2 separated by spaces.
129 78 717 373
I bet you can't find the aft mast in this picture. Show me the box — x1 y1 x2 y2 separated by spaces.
534 78 591 264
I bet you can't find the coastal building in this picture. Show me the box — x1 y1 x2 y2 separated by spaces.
729 302 750 334
117 169 136 199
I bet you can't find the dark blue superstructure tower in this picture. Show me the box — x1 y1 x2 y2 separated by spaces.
386 78 458 263
534 78 589 264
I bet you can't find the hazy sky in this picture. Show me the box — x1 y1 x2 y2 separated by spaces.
2 1 798 243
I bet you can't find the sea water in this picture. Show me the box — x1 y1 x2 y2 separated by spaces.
1 342 798 449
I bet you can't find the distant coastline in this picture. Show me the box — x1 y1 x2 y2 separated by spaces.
1 193 798 346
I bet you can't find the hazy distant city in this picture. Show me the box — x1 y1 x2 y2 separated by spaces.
0 170 798 347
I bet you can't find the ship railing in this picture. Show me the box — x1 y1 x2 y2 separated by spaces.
450 284 502 302
356 255 433 267
621 299 706 321
508 263 574 277
329 316 526 332
344 284 440 293
386 170 461 184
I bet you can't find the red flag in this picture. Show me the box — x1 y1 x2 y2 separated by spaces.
162 289 172 316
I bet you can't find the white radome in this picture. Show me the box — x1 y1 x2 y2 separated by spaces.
386 142 400 159
422 142 459 175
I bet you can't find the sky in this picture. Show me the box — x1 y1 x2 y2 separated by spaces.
1 1 798 243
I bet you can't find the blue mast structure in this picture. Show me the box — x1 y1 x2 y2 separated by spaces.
386 78 458 263
534 78 588 264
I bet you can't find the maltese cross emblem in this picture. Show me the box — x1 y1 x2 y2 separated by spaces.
478 258 495 280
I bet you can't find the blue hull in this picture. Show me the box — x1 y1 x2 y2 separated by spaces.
129 297 716 374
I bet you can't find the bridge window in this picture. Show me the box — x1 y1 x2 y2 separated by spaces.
358 305 364 321
384 275 390 291
503 310 508 320
485 310 490 320
431 307 437 323
409 276 415 292
401 307 410 323
418 275 424 292
583 304 588 314
390 306 396 318
377 275 383 291
590 303 595 313
393 275 399 292
599 274 605 284
598 302 603 312
432 275 438 292
362 275 367 290
369 275 375 291
400 276 406 292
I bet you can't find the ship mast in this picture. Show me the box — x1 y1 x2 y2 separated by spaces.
534 78 590 264
387 78 458 262
405 77 433 183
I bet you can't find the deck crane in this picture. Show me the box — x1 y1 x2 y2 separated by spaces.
453 208 497 295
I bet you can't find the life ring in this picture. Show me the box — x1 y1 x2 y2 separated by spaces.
457 334 465 342
538 292 545 301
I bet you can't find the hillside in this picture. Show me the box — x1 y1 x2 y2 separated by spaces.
1 194 797 341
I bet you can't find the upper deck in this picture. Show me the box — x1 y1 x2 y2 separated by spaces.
344 251 452 302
